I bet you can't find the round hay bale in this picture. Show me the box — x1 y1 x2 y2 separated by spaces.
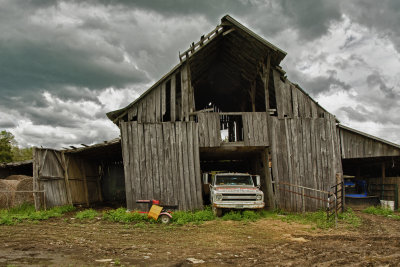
0 180 17 209
4 175 32 181
14 178 34 206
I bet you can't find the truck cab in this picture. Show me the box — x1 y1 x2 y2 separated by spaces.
203 172 265 216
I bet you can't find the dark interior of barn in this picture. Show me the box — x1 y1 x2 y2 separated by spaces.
342 156 400 209
189 26 279 113
199 146 271 207
66 140 126 207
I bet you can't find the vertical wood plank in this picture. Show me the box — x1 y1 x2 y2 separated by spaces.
150 124 160 200
170 75 176 122
192 122 203 209
121 122 132 209
175 123 187 210
187 122 196 209
156 124 165 202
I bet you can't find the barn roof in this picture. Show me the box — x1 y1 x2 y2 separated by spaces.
339 124 400 150
106 15 287 123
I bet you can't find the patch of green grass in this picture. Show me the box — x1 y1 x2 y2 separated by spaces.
172 206 215 225
102 208 147 223
75 209 98 220
0 204 75 225
363 206 393 216
270 208 361 229
362 206 400 220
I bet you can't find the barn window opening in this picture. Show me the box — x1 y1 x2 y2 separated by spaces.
220 114 243 142
175 72 182 121
163 80 171 121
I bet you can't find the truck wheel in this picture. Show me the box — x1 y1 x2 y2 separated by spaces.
159 214 171 224
212 207 223 217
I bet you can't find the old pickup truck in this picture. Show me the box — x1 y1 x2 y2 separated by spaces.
203 172 264 216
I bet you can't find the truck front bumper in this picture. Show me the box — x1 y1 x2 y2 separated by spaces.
213 201 265 209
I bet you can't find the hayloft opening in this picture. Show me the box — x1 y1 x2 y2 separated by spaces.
190 28 278 113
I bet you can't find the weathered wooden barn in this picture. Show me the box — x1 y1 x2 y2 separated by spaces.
106 15 343 212
23 15 400 212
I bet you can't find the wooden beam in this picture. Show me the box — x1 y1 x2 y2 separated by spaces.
264 53 271 111
61 152 73 205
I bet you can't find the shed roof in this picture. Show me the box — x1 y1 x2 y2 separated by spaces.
339 124 400 150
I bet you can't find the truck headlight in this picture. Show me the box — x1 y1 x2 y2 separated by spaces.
215 194 223 201
256 195 262 200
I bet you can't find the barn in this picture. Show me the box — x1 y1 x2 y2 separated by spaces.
10 15 397 212
106 15 342 212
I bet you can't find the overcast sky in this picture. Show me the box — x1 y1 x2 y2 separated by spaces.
1 0 400 148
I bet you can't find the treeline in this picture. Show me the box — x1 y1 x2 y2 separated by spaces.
0 130 33 163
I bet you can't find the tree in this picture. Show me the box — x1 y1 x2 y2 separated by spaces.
0 130 33 163
0 130 14 163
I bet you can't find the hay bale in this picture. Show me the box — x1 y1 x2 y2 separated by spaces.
4 175 32 181
14 178 34 206
0 180 18 209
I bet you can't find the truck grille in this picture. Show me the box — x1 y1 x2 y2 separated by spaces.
221 194 257 201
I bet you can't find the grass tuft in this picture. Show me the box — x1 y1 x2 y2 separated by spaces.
0 204 75 225
172 206 215 225
75 209 98 220
362 206 400 220
102 208 148 223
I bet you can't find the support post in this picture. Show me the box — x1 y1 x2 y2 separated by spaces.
302 187 305 213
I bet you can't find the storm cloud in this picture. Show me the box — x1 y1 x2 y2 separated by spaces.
0 0 400 148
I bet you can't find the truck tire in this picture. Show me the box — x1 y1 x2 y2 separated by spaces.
212 207 223 217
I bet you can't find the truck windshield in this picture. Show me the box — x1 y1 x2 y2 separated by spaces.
215 175 253 186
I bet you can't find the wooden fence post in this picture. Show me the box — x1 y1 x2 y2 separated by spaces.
302 187 305 213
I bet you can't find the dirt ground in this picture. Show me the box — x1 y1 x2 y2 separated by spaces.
1 212 400 266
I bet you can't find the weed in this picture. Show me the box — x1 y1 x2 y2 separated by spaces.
0 204 75 225
102 208 147 223
134 222 147 228
172 206 215 225
75 209 98 220
363 206 393 216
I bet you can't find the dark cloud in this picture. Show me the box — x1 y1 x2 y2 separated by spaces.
0 0 399 147
342 0 400 53
280 0 342 40
366 72 398 99
288 69 351 96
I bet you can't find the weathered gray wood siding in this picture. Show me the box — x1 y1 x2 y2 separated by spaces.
33 148 69 208
197 113 221 147
269 117 342 212
339 127 400 159
33 148 102 209
273 69 332 119
242 113 269 146
126 64 194 123
120 121 203 211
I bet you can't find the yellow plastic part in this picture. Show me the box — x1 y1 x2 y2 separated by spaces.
148 205 163 220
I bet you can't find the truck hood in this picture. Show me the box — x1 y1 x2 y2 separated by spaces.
214 187 262 194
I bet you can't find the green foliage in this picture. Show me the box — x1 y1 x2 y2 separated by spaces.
102 208 147 223
0 204 75 225
0 130 33 163
363 206 393 216
75 209 98 220
338 208 362 227
0 130 14 163
362 206 400 220
11 146 33 161
172 206 215 225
